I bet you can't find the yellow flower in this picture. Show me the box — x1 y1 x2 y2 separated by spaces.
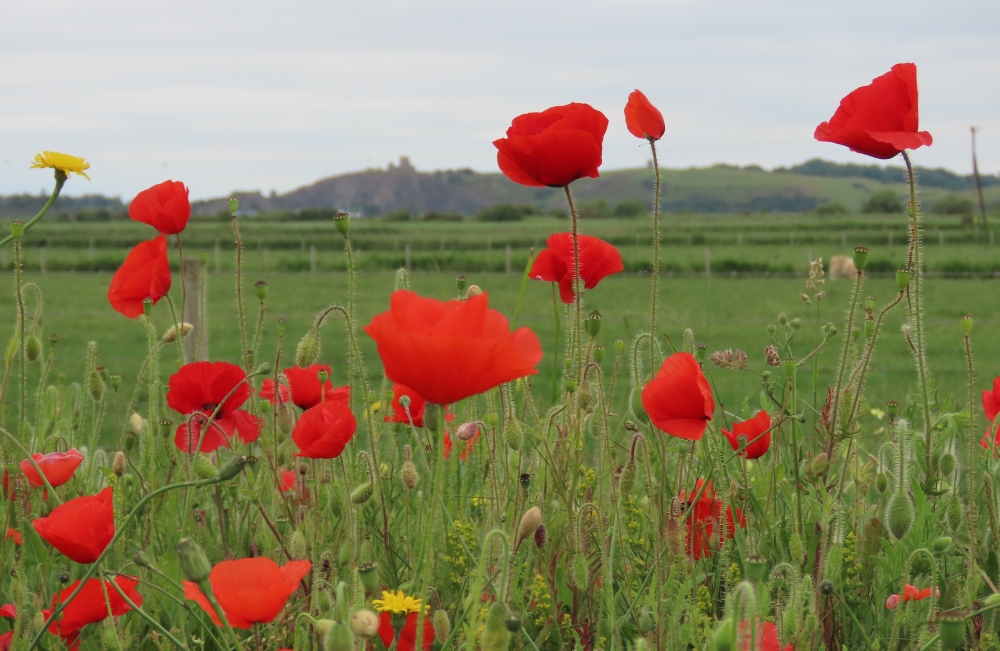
372 590 423 615
30 151 90 180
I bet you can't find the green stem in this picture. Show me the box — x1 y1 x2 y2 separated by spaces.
232 216 249 372
563 185 583 384
14 239 27 450
649 138 662 373
828 268 864 443
106 572 189 650
165 293 186 367
0 173 65 248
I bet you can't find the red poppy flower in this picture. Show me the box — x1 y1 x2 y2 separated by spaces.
387 383 427 428
365 290 543 406
129 180 191 235
983 376 1000 422
0 632 10 651
259 364 349 410
641 352 715 440
168 361 260 453
887 584 937 609
292 399 357 459
20 449 84 488
0 604 14 618
493 103 609 188
530 233 623 304
4 529 21 546
378 612 435 651
280 470 296 492
624 90 665 141
183 557 311 629
33 486 114 564
107 235 172 318
680 479 745 559
814 63 933 160
43 576 141 649
736 621 792 651
722 411 772 459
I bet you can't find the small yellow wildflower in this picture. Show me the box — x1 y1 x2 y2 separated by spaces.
30 151 90 180
372 589 423 615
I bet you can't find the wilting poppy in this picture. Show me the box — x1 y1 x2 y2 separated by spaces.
183 557 311 629
129 180 191 235
814 63 932 160
680 479 745 559
387 383 427 428
624 90 665 141
530 233 623 304
722 411 772 459
33 486 114 564
107 235 172 318
494 102 609 188
4 529 21 546
365 290 543 406
20 449 84 488
736 621 792 651
374 590 434 651
43 576 141 649
292 399 357 459
168 361 261 453
259 364 349 410
642 352 715 440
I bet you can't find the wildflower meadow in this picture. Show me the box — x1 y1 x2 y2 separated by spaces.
1 63 996 651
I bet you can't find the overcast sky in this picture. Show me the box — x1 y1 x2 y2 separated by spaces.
2 0 997 200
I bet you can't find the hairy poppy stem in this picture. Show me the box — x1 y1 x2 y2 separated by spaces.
232 214 249 373
176 233 187 340
965 331 978 549
14 238 27 452
563 185 583 385
649 138 662 374
105 572 189 650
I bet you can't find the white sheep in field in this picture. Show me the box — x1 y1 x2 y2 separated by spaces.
828 256 858 279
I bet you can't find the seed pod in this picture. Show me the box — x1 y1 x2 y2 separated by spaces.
112 451 125 477
88 369 105 402
401 460 418 490
788 532 805 565
296 329 322 367
938 610 967 651
585 311 602 339
358 562 379 592
433 609 451 643
615 339 624 354
276 402 295 434
25 335 41 362
176 537 212 583
939 452 956 477
619 458 637 497
351 610 380 639
572 553 589 589
291 530 307 560
481 602 512 651
505 612 522 633
217 455 248 481
932 536 953 553
194 454 217 480
886 492 915 539
852 246 869 272
875 472 888 493
351 482 373 504
254 280 268 301
593 345 605 364
503 418 522 451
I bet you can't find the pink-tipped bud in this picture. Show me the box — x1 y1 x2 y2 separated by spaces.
456 421 479 441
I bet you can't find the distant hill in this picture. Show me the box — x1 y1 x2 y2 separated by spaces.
3 158 998 219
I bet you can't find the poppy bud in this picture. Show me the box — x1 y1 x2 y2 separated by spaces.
615 339 624 354
947 498 963 532
629 389 649 425
134 550 153 569
852 246 869 272
334 212 351 236
810 452 829 476
401 460 418 489
481 602 512 651
896 268 910 290
324 622 355 651
939 452 956 477
10 220 24 241
572 553 589 588
193 454 217 479
534 523 546 548
351 482 373 504
585 311 602 339
351 610 380 639
619 458 637 497
886 492 914 539
424 403 443 433
960 315 973 336
25 335 41 362
162 323 193 343
296 329 322 367
218 455 248 481
276 403 295 434
576 380 593 410
456 275 468 294
938 610 967 651
254 280 268 301
710 618 735 651
695 344 707 365
875 472 888 493
504 419 522 451
864 316 876 339
456 421 478 441
516 507 543 549
466 284 483 297
291 529 307 560
789 532 805 565
88 369 105 402
886 400 898 420
864 296 876 312
593 345 605 364
113 451 125 477
177 537 212 583
933 536 953 553
666 518 685 557
638 606 654 634
433 609 452 643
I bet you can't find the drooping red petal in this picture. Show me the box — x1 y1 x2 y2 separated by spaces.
530 233 623 303
107 236 172 319
624 89 665 141
642 353 715 440
292 400 357 459
722 411 772 459
32 487 115 564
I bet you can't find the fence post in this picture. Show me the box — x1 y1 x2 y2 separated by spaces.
505 245 512 274
182 260 208 361
705 247 711 278
310 245 317 272
405 244 411 271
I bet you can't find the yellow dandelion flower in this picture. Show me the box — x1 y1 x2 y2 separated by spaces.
372 589 423 615
30 151 90 180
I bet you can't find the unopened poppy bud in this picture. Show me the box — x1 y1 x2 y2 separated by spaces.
296 329 322 367
254 280 268 301
534 523 546 548
938 610 967 651
633 640 649 651
947 499 963 531
516 507 542 549
466 284 483 297
875 472 888 493
329 482 345 519
324 621 355 651
112 451 125 477
864 316 876 339
289 529 307 560
695 344 707 364
593 345 605 364
788 532 805 564
25 335 41 362
88 369 105 401
619 458 637 496
482 602 512 651
423 402 442 433
960 315 973 335
358 562 379 592
142 297 154 316
10 220 24 241
504 418 523 451
939 452 956 477
176 537 212 583
852 246 869 272
162 322 193 343
352 610 380 639
778 312 788 326
629 390 649 425
585 311 602 339
334 212 351 236
401 460 418 489
228 198 239 216
313 619 333 638
134 550 153 569
886 400 898 420
638 606 654 634
457 421 478 441
433 609 451 643
932 536 953 553
276 403 295 433
572 553 589 588
351 482 373 504
128 414 143 435
456 275 467 294
486 412 499 428
896 268 910 290
615 339 624 353
33 611 45 632
710 618 735 651
109 374 121 390
886 492 914 539
519 473 531 490
194 454 217 479
218 455 248 481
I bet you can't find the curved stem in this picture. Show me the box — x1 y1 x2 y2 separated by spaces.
106 573 189 650
0 173 65 248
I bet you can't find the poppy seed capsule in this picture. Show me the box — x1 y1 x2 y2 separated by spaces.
456 275 468 293
505 612 522 633
456 421 478 441
254 280 268 301
585 311 602 339
504 418 522 451
864 296 876 312
176 537 212 583
109 374 121 390
296 330 322 367
960 315 973 336
886 400 898 420
516 507 543 548
853 246 869 271
433 609 451 643
25 335 41 362
112 451 125 477
333 211 351 236
228 197 239 216
401 460 418 489
896 268 910 290
593 345 605 364
351 610 380 639
938 610 967 651
10 220 24 240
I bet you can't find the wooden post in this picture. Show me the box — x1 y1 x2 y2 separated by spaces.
182 260 208 361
